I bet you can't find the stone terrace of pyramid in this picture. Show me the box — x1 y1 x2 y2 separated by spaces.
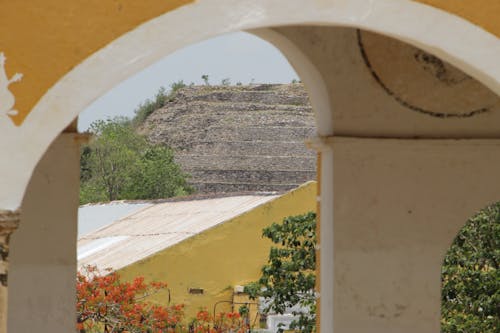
140 84 317 193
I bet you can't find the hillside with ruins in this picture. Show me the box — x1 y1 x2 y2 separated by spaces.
139 83 317 193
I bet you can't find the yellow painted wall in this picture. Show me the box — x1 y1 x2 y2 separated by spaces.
0 0 193 126
0 0 499 126
118 182 317 322
415 0 500 38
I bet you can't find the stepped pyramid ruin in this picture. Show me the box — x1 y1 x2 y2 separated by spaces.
140 83 317 193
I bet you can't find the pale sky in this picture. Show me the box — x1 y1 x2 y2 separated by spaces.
78 31 299 130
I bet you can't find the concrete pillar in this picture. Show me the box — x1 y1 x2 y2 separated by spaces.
0 210 20 333
307 138 335 333
274 25 500 333
8 133 80 333
329 137 500 333
319 143 335 333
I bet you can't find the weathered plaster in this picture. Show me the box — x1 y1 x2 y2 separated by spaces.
329 137 500 332
0 0 194 126
274 26 500 138
416 0 500 38
8 134 80 333
0 2 498 333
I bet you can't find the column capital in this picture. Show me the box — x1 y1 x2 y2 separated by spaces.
305 136 334 152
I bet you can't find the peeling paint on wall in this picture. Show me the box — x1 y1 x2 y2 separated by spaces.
0 53 23 126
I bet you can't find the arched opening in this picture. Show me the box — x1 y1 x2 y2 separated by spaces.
74 32 319 332
3 2 500 333
441 203 499 333
3 0 499 211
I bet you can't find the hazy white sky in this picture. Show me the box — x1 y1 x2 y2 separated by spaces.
78 31 298 130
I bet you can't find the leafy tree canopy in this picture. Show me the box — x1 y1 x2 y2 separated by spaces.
441 202 499 333
77 265 183 333
80 117 193 204
245 212 317 333
132 81 187 127
246 205 499 333
77 266 250 333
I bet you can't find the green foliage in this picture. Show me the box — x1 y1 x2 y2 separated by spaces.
125 145 192 199
168 80 187 100
132 81 186 127
245 212 317 333
246 205 498 333
132 87 167 127
80 118 193 204
441 203 499 333
201 74 210 86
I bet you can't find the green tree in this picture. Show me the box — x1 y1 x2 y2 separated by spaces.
123 145 191 199
132 81 186 127
80 118 193 204
245 212 317 333
132 87 167 127
169 80 186 95
201 74 210 86
441 203 499 333
245 205 498 333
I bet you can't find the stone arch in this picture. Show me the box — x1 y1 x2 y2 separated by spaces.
2 0 500 211
1 2 500 333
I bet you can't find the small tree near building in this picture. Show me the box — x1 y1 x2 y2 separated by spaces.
245 212 317 333
76 265 184 333
80 118 193 204
245 206 498 333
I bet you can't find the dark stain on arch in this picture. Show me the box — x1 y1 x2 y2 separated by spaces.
413 50 470 86
356 29 489 119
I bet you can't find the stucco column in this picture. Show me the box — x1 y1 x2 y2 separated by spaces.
0 210 20 333
307 137 334 333
8 132 81 333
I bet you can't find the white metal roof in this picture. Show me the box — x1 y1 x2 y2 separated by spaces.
77 194 278 271
78 202 152 237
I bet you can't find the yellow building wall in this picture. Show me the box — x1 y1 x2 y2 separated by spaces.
118 182 317 322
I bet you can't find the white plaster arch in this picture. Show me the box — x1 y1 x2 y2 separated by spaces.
2 0 500 212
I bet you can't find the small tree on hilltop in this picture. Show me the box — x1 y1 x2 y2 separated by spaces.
201 74 210 86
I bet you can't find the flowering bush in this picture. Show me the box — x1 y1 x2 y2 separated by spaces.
189 309 249 333
76 266 251 333
76 265 184 333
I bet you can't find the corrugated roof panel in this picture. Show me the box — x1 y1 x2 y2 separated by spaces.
77 236 130 260
78 195 278 271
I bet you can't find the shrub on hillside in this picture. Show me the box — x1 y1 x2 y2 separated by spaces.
132 81 187 126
